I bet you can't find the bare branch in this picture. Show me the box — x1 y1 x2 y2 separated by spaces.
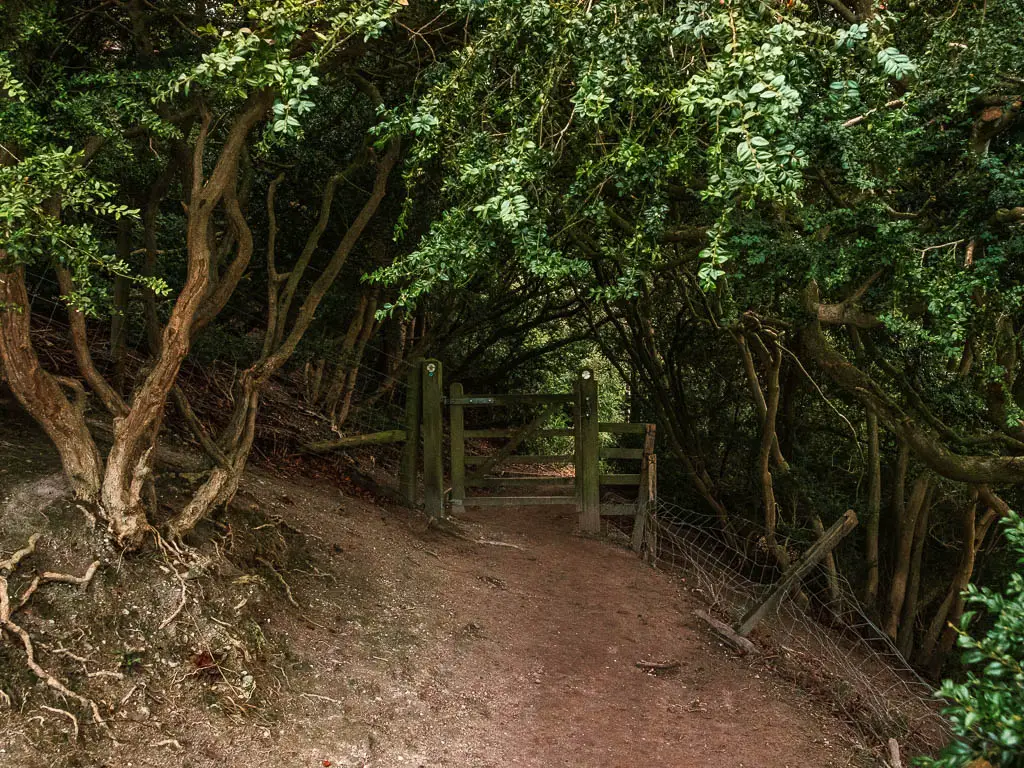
820 0 858 23
54 267 128 418
842 100 904 128
806 272 883 329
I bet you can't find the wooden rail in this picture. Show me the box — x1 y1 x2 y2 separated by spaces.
462 496 577 507
468 476 576 488
600 447 644 460
305 429 407 452
463 454 574 465
599 422 648 434
734 509 859 637
450 394 575 406
465 428 574 438
600 473 642 485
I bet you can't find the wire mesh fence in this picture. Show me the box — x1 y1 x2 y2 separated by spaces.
647 497 950 758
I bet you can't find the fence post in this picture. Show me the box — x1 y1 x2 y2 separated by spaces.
398 359 422 507
577 369 600 533
573 378 583 518
421 359 444 519
450 381 465 508
631 423 657 554
644 454 658 561
735 509 859 637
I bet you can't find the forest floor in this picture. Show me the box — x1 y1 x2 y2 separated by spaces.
0 400 869 768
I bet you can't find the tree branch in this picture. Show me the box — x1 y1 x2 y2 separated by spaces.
820 0 858 23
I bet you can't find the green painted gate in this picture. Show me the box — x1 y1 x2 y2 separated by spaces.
417 361 657 549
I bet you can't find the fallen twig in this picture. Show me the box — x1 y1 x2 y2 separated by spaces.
693 609 758 656
119 684 140 706
47 647 92 665
88 670 125 680
40 562 101 587
300 692 344 705
412 544 442 559
635 659 681 672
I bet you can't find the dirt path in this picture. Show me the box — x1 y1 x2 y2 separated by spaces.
351 503 856 768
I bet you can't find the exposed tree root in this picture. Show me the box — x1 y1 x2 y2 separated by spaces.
18 561 100 611
39 705 79 741
257 557 300 608
0 534 110 738
474 539 524 550
158 567 188 631
0 533 41 574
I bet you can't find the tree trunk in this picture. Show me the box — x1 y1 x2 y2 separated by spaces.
863 405 883 607
166 379 258 539
884 474 930 639
736 332 786 469
321 293 370 412
110 220 132 392
922 492 1002 675
332 294 379 429
163 131 400 538
897 481 932 658
304 358 325 405
386 308 407 378
918 494 978 667
55 266 128 418
0 261 104 500
758 339 790 569
100 91 274 548
800 298 1024 485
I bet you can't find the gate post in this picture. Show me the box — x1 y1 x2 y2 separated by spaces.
422 359 444 519
631 424 657 554
577 369 600 533
449 382 465 508
399 359 422 507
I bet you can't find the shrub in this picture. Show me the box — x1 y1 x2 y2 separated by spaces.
917 511 1024 767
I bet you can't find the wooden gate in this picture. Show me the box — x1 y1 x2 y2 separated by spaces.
419 362 657 547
